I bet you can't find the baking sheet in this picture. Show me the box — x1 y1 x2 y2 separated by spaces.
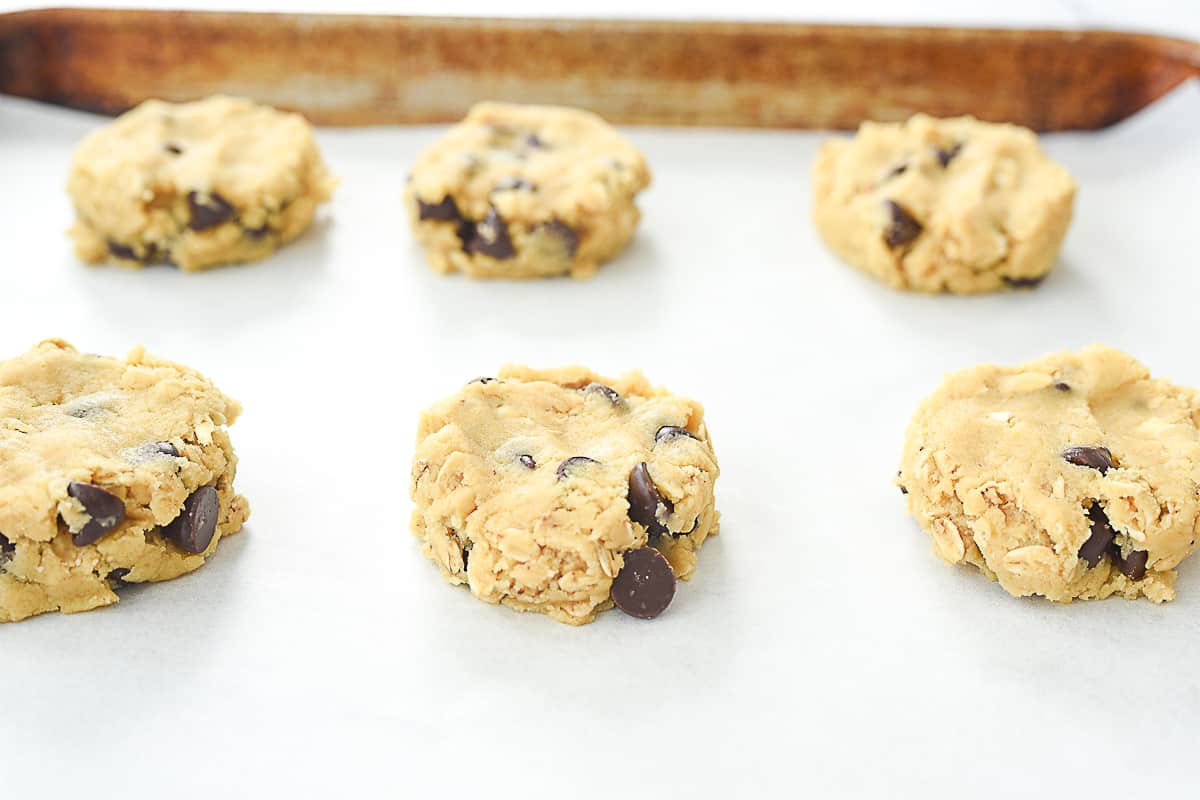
1 83 1199 796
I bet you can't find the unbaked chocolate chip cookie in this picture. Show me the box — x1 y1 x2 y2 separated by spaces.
68 95 336 271
410 366 719 624
813 114 1076 293
899 345 1200 602
405 102 651 279
0 340 249 622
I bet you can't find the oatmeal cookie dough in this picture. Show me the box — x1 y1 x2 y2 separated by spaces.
68 95 336 271
0 340 250 622
899 345 1200 603
410 366 719 624
813 114 1076 293
405 102 651 279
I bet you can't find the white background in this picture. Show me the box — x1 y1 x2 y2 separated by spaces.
2 2 1200 798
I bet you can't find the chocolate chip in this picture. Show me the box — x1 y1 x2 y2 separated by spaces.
899 485 908 495
655 426 698 444
492 177 536 193
1054 382 1071 391
883 163 908 181
461 540 472 571
462 207 515 259
107 567 131 589
1063 446 1113 474
883 200 922 248
0 533 13 564
610 547 676 619
187 191 235 231
935 142 963 167
584 382 622 406
536 220 579 257
519 454 536 469
418 195 462 221
163 143 183 156
556 456 599 480
244 225 271 239
525 132 546 149
1079 504 1116 567
468 376 495 385
163 486 219 554
67 482 126 546
65 404 107 419
1111 546 1149 580
627 462 673 540
154 442 180 457
1002 275 1045 289
106 241 141 261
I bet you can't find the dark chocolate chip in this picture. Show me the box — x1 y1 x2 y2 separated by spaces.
536 219 579 258
106 241 141 261
107 568 131 589
244 225 271 240
163 143 183 156
610 547 676 619
883 163 908 181
461 541 472 571
525 132 546 149
462 207 515 259
1002 275 1045 289
883 200 923 249
163 486 219 554
1079 504 1116 568
154 442 180 457
556 456 599 480
66 404 107 419
187 191 235 231
899 485 908 495
935 142 963 167
492 177 536 193
67 482 126 546
468 376 495 385
1063 446 1113 474
418 195 462 222
0 532 13 563
455 218 477 250
519 454 536 469
655 426 698 444
627 462 673 540
1054 382 1071 392
584 382 622 406
1111 546 1149 580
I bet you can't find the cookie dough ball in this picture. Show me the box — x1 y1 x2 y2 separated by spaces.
813 114 1076 293
899 345 1200 603
405 102 651 279
0 340 250 622
68 95 336 271
410 366 719 624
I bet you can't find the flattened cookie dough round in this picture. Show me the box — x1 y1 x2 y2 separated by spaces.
68 95 336 271
405 102 651 279
899 345 1200 603
410 366 719 624
813 114 1076 294
0 340 250 622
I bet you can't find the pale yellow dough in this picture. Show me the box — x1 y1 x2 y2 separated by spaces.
813 114 1076 294
410 366 719 624
0 340 249 622
899 346 1200 602
68 95 336 271
405 102 651 279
